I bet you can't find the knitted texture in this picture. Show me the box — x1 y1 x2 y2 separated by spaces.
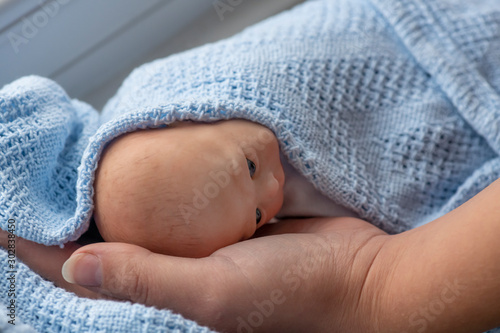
0 79 216 332
0 307 37 333
0 0 500 331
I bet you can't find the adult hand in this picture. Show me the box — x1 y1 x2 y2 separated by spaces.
1 217 391 332
0 230 105 300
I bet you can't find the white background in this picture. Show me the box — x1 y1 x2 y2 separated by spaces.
0 0 304 110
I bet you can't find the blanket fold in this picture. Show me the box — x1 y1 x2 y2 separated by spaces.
371 0 500 155
1 0 500 331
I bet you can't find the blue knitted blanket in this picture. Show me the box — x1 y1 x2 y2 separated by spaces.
1 0 500 331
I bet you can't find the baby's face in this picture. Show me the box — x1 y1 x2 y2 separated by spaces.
93 119 285 257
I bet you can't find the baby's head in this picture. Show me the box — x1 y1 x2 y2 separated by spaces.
93 119 284 258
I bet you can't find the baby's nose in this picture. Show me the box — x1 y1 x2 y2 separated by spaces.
263 173 281 199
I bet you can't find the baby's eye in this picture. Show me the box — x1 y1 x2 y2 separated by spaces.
256 208 262 224
247 158 256 178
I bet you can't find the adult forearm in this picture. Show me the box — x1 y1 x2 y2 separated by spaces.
376 178 500 332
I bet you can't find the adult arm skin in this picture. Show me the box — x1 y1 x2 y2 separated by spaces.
2 179 500 332
0 217 390 332
373 177 500 333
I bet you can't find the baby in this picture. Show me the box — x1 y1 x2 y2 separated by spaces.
93 118 359 258
93 119 287 258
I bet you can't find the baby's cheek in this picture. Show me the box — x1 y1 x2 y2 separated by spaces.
93 210 138 245
93 217 118 243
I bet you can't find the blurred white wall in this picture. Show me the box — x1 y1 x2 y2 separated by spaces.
0 0 214 102
83 0 305 110
0 0 304 111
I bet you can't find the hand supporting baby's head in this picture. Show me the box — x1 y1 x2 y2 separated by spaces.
93 120 284 258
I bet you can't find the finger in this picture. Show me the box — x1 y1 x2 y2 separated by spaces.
0 228 15 249
1 229 77 283
61 242 227 322
0 229 105 299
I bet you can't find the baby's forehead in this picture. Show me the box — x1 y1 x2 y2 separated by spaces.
105 127 182 159
101 120 273 178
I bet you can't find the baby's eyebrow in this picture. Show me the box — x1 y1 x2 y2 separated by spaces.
242 146 260 168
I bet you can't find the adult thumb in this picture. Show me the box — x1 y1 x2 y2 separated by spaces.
61 242 221 317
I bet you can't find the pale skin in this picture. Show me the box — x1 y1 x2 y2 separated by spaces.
93 119 285 258
1 120 500 331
